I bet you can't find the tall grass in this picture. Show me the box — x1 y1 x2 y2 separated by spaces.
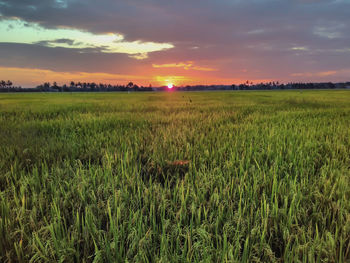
0 90 349 262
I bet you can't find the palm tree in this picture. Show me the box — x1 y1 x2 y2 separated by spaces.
127 82 134 89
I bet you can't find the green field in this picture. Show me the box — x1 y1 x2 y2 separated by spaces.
0 91 349 262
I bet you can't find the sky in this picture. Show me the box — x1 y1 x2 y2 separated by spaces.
0 0 349 87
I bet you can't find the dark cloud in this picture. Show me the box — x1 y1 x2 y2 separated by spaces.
0 0 349 84
35 38 76 46
1 0 349 43
0 43 148 74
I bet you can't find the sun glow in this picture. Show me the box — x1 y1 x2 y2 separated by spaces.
167 83 174 89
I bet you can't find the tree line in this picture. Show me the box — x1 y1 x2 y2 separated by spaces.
0 80 349 92
0 80 21 91
35 81 154 92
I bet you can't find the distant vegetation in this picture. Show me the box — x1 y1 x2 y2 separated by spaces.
0 91 349 262
0 81 153 92
1 79 350 92
0 80 20 91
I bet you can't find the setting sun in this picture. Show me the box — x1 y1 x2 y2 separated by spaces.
167 83 174 89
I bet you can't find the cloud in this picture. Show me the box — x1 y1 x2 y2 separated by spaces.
0 18 174 58
313 25 344 39
291 71 337 77
0 42 148 74
290 46 309 51
152 62 217 71
291 69 350 79
35 38 77 46
55 0 68 8
0 66 150 87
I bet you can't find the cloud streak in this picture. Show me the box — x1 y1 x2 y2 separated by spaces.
152 62 217 72
0 66 152 87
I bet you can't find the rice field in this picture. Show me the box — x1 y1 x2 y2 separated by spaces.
0 90 349 262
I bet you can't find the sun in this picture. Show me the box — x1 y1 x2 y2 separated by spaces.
167 83 174 89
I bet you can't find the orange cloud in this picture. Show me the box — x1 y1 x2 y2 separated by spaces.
318 71 338 77
154 75 189 85
0 66 150 87
152 61 217 72
291 70 341 77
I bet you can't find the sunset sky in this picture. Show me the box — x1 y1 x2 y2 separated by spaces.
0 0 349 87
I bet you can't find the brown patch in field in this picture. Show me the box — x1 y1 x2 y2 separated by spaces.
166 160 190 166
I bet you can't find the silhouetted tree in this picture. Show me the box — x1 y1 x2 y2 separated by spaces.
127 82 134 89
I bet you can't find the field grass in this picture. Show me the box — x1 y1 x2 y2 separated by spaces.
0 90 349 262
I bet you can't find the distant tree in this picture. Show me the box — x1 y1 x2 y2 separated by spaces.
239 84 245 90
7 80 13 88
44 82 50 89
91 82 97 90
127 82 134 89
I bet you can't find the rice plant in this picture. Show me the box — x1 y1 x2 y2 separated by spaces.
0 90 349 262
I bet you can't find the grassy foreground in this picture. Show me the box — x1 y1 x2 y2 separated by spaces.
0 90 349 262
